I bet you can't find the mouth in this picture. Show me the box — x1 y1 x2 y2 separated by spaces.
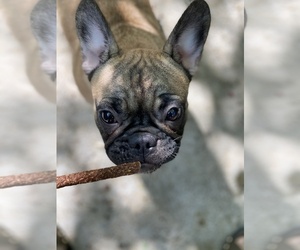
105 129 181 173
107 146 177 173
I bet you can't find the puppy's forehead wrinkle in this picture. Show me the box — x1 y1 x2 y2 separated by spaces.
117 51 169 100
94 49 189 113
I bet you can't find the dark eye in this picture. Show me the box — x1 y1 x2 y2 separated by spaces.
100 110 117 124
166 107 180 121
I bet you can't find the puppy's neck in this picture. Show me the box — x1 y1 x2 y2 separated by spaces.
98 0 165 51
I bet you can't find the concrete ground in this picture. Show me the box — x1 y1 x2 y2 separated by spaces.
2 0 242 250
1 0 298 250
245 0 300 249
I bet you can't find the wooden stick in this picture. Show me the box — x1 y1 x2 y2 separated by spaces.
0 162 140 189
0 171 56 189
56 162 141 189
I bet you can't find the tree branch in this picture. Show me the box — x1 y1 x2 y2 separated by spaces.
0 171 56 189
56 162 141 189
0 162 141 189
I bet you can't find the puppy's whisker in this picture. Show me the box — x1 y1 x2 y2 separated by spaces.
173 136 182 142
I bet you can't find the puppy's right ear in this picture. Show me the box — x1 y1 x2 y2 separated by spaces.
76 0 119 75
163 0 210 77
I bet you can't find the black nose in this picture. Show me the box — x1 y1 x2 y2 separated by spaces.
128 132 157 155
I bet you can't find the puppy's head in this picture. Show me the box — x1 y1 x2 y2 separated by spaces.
76 0 210 172
90 50 189 173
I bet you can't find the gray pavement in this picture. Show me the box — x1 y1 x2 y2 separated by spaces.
245 0 300 249
1 0 299 250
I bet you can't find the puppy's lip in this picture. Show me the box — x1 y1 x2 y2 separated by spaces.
139 163 161 173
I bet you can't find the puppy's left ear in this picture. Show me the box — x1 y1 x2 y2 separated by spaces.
75 0 119 75
163 0 211 76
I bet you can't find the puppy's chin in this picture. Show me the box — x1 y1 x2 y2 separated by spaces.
111 161 161 173
138 163 161 173
107 154 175 173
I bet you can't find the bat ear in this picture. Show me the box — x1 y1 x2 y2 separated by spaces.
30 0 56 80
75 0 119 75
163 0 211 76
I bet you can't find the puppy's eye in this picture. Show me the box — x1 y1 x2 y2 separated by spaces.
166 107 181 121
100 110 117 124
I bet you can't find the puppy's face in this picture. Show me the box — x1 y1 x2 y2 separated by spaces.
76 0 211 172
91 50 190 172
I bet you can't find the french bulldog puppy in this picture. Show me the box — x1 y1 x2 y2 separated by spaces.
63 0 210 172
